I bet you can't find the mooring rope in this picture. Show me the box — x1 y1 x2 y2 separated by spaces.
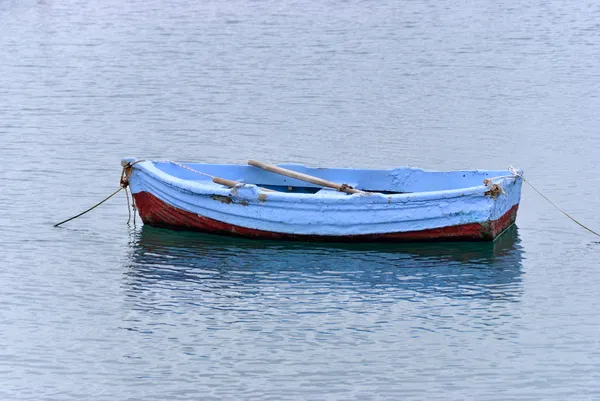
167 160 215 179
53 159 213 227
54 187 124 227
55 163 136 227
131 189 137 226
124 186 132 226
56 161 599 238
508 166 600 238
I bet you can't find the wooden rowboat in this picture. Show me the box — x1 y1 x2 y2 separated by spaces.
121 157 523 242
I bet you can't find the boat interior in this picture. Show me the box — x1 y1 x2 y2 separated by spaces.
152 161 510 195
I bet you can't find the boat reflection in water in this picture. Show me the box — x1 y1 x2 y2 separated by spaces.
124 225 524 309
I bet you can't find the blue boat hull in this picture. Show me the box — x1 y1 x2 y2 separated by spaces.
123 159 523 242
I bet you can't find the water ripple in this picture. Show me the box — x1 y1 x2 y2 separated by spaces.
3 0 600 399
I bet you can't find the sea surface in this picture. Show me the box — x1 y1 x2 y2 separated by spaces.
2 0 600 399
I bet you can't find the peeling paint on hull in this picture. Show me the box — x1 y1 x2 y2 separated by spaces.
134 191 519 242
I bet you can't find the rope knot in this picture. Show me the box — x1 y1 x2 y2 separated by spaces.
120 164 132 188
484 179 505 199
508 166 521 177
338 183 354 192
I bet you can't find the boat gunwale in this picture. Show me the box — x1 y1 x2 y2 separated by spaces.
130 160 522 204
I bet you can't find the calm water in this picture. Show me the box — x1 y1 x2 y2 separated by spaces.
2 0 600 399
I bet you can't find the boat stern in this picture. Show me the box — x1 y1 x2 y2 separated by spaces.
480 172 523 240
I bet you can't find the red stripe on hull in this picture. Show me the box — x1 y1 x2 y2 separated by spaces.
133 192 519 242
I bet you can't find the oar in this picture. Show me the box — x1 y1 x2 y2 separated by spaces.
212 177 275 192
247 160 365 194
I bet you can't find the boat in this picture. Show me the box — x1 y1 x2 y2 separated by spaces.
120 157 523 242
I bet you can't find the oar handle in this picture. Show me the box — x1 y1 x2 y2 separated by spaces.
247 160 364 194
212 177 275 192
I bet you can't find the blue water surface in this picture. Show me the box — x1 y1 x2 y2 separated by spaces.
1 0 600 399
